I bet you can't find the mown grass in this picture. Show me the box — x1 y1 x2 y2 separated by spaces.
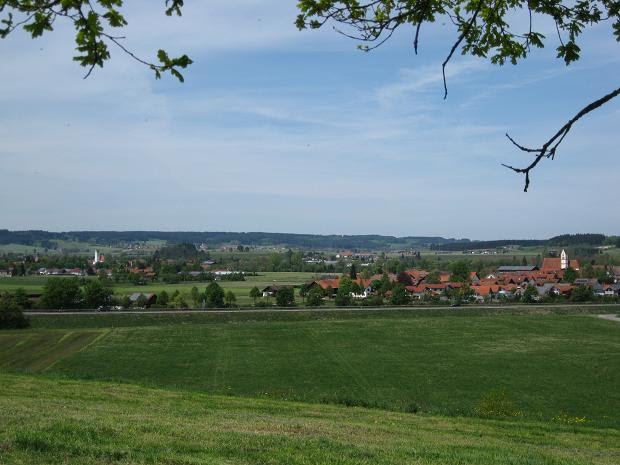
1 373 618 465
0 329 103 372
3 312 619 427
26 304 618 329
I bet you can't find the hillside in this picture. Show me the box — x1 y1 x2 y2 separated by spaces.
0 229 457 250
1 373 618 465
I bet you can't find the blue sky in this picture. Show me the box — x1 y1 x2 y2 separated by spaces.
0 1 618 239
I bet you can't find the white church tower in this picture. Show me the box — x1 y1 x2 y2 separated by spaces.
560 249 569 270
93 250 99 265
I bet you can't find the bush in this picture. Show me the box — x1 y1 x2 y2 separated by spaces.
571 285 595 302
204 282 225 308
334 292 352 306
390 283 409 305
305 287 324 307
40 278 83 309
361 296 384 306
275 287 295 307
0 293 30 329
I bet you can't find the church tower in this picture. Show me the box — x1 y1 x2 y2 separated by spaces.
94 250 99 265
560 249 569 269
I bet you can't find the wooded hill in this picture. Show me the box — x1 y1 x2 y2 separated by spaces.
0 230 617 251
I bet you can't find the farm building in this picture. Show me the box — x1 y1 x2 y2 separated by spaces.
128 293 157 306
261 285 292 298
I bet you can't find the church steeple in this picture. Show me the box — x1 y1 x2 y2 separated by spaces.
560 249 569 269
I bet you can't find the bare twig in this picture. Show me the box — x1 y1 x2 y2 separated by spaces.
442 4 481 99
503 85 620 192
414 21 422 53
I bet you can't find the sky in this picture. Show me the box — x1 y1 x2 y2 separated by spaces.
0 1 618 240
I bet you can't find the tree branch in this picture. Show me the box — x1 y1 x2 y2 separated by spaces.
503 85 620 192
442 4 482 99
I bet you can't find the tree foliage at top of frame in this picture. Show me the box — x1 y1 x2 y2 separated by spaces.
296 0 620 66
0 0 192 80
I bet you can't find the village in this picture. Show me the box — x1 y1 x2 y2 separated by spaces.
289 249 620 304
1 244 620 310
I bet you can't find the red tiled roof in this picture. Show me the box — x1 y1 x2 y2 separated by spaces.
542 258 580 271
406 284 446 293
553 284 574 294
354 277 373 288
472 285 501 296
405 269 429 282
316 278 339 290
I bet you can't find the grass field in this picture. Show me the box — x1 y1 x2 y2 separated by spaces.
2 372 618 465
2 312 619 428
0 239 167 257
114 272 319 305
0 272 319 305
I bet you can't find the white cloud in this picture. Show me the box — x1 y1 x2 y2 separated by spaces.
0 1 618 236
374 59 486 107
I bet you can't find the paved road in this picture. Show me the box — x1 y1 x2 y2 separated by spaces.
24 303 619 316
598 314 620 323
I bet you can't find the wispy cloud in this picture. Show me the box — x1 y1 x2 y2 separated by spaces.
0 2 618 237
374 59 485 106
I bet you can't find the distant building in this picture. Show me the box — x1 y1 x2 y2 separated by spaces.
92 249 105 265
542 249 580 271
261 285 292 298
497 265 539 273
128 293 157 307
336 251 353 259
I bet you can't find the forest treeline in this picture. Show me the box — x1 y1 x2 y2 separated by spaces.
0 230 617 251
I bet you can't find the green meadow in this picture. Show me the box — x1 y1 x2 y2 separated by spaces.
1 372 618 465
1 309 619 463
2 312 619 427
0 272 318 305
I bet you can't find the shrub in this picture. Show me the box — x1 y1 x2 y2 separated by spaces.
0 292 30 329
204 282 225 308
275 287 295 307
571 285 595 302
305 287 324 307
40 278 83 309
390 283 409 305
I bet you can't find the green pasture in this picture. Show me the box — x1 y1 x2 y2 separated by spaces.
0 244 42 255
2 312 619 427
23 304 616 329
419 247 547 261
113 271 319 305
0 272 320 305
0 276 50 293
0 239 166 257
2 373 618 465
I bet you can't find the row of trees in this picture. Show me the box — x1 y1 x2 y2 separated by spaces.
40 278 113 309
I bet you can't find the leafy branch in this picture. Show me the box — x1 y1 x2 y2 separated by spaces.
0 0 192 81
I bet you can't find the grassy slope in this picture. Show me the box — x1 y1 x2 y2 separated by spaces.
1 373 618 465
3 313 619 427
